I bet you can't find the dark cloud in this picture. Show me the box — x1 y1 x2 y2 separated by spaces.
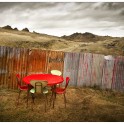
99 2 124 10
0 2 17 9
0 2 59 12
120 9 124 15
0 2 123 37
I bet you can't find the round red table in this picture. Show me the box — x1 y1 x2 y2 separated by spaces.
23 74 64 86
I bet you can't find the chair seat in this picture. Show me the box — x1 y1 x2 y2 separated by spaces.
30 88 48 94
19 85 28 90
51 70 62 76
52 87 65 94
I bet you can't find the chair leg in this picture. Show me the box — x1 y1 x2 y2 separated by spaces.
46 94 48 105
26 88 30 108
44 94 47 112
52 92 56 109
55 93 57 99
64 93 66 108
31 93 35 104
31 93 35 111
17 89 21 106
49 91 54 106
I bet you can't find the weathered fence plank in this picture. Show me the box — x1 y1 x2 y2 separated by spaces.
47 50 64 74
0 46 7 87
91 54 104 87
13 48 29 88
77 53 93 87
27 49 48 74
112 56 124 91
6 47 12 89
63 52 80 86
101 58 114 89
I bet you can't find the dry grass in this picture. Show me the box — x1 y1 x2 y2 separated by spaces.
0 29 124 56
0 87 124 122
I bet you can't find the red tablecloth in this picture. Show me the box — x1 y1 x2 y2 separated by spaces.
23 74 64 86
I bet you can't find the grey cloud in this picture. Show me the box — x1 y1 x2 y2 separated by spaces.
120 10 124 16
0 3 17 9
0 2 123 37
99 2 124 10
32 2 124 30
14 2 59 10
0 2 59 12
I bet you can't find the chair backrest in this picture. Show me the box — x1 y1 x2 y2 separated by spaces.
30 80 48 93
16 74 21 87
51 70 62 76
65 77 70 89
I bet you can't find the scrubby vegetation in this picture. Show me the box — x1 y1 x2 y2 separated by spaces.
0 87 124 122
0 25 124 56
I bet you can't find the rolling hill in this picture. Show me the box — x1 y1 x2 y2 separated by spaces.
0 25 124 56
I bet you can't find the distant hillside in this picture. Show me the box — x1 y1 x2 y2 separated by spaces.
0 25 124 56
61 32 112 42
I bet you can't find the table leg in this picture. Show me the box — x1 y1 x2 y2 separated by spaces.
26 84 30 108
54 85 57 99
52 84 57 108
49 85 54 106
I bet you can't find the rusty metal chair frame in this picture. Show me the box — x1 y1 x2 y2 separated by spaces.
16 74 28 106
30 80 49 112
50 77 70 108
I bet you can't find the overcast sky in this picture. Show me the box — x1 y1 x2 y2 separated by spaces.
0 2 124 37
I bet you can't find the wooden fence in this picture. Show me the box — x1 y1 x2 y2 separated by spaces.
0 46 64 89
63 52 124 92
0 46 124 92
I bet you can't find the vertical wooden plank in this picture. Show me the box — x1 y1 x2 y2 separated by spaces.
77 53 93 87
12 47 18 89
27 49 48 74
8 47 22 89
112 56 124 92
90 54 104 88
1 46 4 87
63 52 80 86
15 47 21 89
4 47 9 89
0 46 5 87
20 48 26 79
11 47 15 89
1 46 5 86
15 48 23 87
47 50 64 74
11 47 28 89
20 48 26 85
101 56 114 89
5 47 12 89
9 47 15 89
6 47 12 89
0 46 9 88
4 47 9 88
23 48 29 77
1 46 10 88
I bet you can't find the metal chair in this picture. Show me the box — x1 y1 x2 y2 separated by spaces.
51 77 70 108
30 80 49 112
16 74 28 106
